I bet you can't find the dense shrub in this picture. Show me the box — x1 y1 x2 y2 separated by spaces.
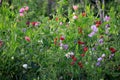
0 0 120 80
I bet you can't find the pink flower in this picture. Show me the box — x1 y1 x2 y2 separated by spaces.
20 13 24 16
104 15 110 22
60 22 63 25
34 22 40 26
31 22 40 26
73 5 78 10
25 36 30 42
73 15 78 19
19 8 25 13
24 6 29 11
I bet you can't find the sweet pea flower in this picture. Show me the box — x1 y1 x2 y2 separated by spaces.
104 15 110 22
97 57 103 62
26 21 30 27
109 47 116 53
109 54 115 59
65 53 70 58
73 5 78 10
105 24 110 34
101 54 105 58
20 13 24 16
34 22 40 26
69 52 74 56
82 11 86 17
83 47 88 52
96 62 101 66
78 62 83 68
24 6 29 11
60 22 63 25
60 35 65 40
78 40 84 45
92 47 96 51
105 24 110 28
62 44 68 50
65 52 74 58
91 25 98 32
80 53 85 57
73 15 78 19
19 8 25 13
59 42 63 47
99 38 104 44
88 31 95 37
23 64 28 69
25 36 30 42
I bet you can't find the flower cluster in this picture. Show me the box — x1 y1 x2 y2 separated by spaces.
73 13 78 20
105 24 110 34
65 52 74 58
59 35 69 50
19 6 29 16
109 47 117 59
104 15 110 34
26 21 40 27
88 25 98 37
96 54 106 66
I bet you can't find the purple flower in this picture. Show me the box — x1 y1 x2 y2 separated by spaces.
109 54 115 59
63 44 68 50
96 62 101 66
105 24 110 28
99 38 104 44
91 25 98 32
92 47 96 51
88 31 95 37
97 57 103 62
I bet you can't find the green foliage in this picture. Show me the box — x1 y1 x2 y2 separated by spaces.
0 0 120 80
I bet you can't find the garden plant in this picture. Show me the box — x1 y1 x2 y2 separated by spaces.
0 0 120 80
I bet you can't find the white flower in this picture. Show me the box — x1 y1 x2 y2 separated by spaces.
65 52 74 58
70 52 74 56
23 64 28 69
73 12 75 15
101 54 105 58
11 56 14 59
65 54 70 58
